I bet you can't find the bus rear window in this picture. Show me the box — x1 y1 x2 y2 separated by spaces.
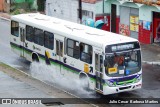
11 21 19 37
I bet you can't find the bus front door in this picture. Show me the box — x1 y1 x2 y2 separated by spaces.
56 39 64 75
95 53 103 93
19 24 25 58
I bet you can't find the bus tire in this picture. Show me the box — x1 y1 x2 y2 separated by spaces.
32 53 39 62
79 73 89 90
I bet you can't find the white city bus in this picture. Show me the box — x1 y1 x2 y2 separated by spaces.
10 13 142 95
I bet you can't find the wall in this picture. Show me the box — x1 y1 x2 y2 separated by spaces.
46 0 73 22
139 5 159 21
46 0 96 23
0 0 4 12
95 1 103 14
4 2 10 13
139 5 160 44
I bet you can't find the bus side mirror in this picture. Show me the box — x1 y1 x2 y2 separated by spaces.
104 59 108 66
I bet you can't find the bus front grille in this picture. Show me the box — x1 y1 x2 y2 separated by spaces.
119 86 131 90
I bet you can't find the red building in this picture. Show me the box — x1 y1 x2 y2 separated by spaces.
0 0 5 12
102 0 160 44
0 0 10 12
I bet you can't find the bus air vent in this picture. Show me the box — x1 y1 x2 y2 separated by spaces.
64 25 83 31
85 32 104 36
53 21 60 24
28 14 36 17
34 17 50 21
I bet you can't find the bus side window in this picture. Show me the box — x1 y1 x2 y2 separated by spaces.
80 43 92 64
26 25 34 42
95 54 99 71
67 39 79 59
34 28 44 46
11 21 19 37
44 31 54 50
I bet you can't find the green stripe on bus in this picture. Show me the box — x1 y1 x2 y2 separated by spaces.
11 44 32 55
11 44 97 82
11 44 21 51
24 49 32 55
117 79 136 85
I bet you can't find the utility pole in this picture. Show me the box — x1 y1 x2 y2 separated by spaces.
103 0 104 13
78 0 82 24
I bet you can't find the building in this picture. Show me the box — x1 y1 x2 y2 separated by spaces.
45 0 160 44
45 0 108 30
0 0 5 12
104 0 160 44
0 0 10 12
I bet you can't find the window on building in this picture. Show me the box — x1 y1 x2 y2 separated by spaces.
11 21 19 37
82 10 93 18
34 28 44 46
44 31 54 50
77 9 93 24
26 25 34 42
67 39 80 59
80 43 92 64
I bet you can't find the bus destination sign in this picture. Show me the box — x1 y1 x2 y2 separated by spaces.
111 44 134 52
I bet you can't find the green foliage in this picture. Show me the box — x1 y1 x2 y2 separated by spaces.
10 1 37 14
11 9 26 15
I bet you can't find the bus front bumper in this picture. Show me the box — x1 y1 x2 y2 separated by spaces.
103 80 142 95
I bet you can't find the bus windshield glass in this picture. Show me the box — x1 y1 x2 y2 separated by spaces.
105 42 141 77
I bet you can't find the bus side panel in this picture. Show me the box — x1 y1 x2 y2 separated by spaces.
10 32 21 57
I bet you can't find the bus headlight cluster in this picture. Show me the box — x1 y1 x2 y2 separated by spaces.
106 81 115 87
135 75 142 83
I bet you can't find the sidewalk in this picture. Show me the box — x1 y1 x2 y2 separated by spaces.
0 12 10 19
141 44 160 64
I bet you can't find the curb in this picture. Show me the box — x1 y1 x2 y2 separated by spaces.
0 16 10 21
142 61 160 65
0 62 98 107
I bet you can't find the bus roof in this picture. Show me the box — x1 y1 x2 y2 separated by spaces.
11 13 138 48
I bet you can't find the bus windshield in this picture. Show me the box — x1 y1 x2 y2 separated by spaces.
105 42 141 77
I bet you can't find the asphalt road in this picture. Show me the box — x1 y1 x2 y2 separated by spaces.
0 18 160 107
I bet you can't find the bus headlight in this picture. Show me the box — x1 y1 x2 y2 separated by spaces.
135 75 142 83
106 81 115 87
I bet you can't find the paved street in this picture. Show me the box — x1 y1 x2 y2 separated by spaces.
0 71 47 107
0 16 160 107
141 44 160 63
0 62 95 107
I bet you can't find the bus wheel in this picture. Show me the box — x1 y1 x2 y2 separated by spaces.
79 73 89 91
32 53 39 62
